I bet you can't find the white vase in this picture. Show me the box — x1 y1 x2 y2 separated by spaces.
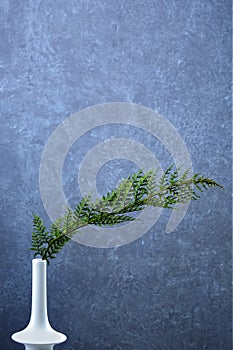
12 258 67 350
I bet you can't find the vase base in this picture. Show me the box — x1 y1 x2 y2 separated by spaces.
25 345 54 350
12 326 67 349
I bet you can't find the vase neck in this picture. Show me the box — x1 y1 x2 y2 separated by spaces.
29 259 50 328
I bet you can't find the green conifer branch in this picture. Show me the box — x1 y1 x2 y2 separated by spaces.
31 165 223 264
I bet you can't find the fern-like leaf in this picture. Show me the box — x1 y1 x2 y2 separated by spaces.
31 166 223 263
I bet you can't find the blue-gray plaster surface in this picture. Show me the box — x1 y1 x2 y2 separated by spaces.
0 0 231 349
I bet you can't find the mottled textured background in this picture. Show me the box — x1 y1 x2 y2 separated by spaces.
0 0 231 349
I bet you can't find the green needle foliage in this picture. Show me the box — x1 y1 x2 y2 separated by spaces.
31 165 223 264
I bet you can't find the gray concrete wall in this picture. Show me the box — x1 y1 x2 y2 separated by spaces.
0 1 231 349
